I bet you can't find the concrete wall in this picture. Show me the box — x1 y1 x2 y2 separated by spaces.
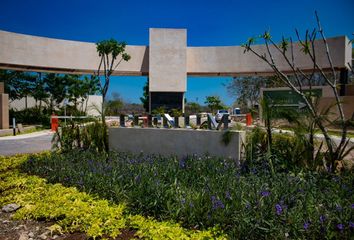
10 95 103 116
0 30 351 76
109 127 245 163
187 36 351 76
0 30 148 76
318 96 354 120
149 28 187 92
0 94 9 129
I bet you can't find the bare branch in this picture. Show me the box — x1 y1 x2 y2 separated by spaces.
315 11 337 83
112 57 125 72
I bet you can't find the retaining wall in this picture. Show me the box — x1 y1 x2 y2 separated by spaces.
109 127 245 163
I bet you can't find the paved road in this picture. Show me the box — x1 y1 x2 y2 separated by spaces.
0 131 53 156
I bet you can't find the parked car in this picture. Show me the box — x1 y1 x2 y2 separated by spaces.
215 109 229 122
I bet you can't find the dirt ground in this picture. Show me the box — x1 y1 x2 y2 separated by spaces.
0 211 136 240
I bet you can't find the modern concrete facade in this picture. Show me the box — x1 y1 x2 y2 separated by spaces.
0 29 352 127
109 128 245 163
0 30 351 76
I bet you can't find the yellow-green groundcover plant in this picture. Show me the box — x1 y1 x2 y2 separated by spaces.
0 154 225 239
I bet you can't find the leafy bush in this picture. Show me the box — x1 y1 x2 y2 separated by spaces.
20 151 354 239
10 108 51 127
52 121 108 153
245 126 327 172
0 154 221 239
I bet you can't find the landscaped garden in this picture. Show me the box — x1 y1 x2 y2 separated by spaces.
1 144 353 239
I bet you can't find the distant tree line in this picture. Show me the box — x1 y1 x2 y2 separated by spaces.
0 70 100 113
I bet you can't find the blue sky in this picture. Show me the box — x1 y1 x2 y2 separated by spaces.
1 0 353 106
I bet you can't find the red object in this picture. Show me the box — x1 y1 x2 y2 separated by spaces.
246 113 252 126
142 116 148 128
51 114 59 132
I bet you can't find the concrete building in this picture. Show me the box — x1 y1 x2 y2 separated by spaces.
0 28 352 128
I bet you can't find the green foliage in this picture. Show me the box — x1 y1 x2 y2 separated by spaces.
170 108 182 117
242 13 351 173
18 151 354 239
0 70 37 102
185 102 202 114
43 73 68 111
140 79 149 112
0 154 221 239
221 130 234 146
9 107 51 127
105 92 124 116
279 36 289 52
96 38 131 123
204 96 225 113
52 121 108 153
152 106 166 115
226 75 284 111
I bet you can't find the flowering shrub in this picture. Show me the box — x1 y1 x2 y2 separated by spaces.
20 151 354 239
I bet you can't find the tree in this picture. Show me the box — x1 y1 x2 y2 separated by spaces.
105 92 124 116
95 39 131 123
44 73 67 111
32 72 49 111
226 75 284 110
204 96 225 113
80 76 100 113
0 70 37 107
140 79 149 112
243 11 353 171
185 102 201 114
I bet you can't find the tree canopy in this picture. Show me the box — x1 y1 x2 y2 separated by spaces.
204 95 225 113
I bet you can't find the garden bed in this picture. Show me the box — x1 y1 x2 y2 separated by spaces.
0 154 221 239
1 151 352 239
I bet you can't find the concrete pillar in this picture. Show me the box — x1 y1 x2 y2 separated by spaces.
0 93 9 129
0 82 4 93
149 28 186 113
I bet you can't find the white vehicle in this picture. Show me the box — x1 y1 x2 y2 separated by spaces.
215 109 229 122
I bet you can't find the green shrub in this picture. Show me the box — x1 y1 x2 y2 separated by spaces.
52 121 108 153
10 108 50 127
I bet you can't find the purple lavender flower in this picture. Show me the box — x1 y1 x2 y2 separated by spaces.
297 188 304 193
337 223 344 231
349 222 354 229
320 215 326 223
211 195 225 210
303 221 310 230
134 174 141 183
260 191 271 197
179 158 186 169
351 204 354 209
336 204 342 212
225 191 231 200
181 198 186 205
275 204 282 215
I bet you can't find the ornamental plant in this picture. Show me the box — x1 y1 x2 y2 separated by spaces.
19 151 354 239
